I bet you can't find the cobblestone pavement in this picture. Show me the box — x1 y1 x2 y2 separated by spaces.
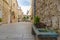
0 22 60 40
0 22 35 40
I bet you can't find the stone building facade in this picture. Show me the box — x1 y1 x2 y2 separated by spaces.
0 0 18 24
0 0 3 18
10 0 18 23
2 0 11 23
32 0 60 29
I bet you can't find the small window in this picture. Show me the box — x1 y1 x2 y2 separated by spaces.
11 11 14 16
13 3 15 6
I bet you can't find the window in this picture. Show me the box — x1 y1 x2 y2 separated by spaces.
11 11 15 19
12 11 14 15
13 3 15 6
11 11 14 16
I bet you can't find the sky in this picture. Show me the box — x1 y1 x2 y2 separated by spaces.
17 0 31 15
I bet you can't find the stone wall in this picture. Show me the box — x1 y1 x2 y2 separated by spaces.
0 0 3 18
35 0 60 29
2 0 10 24
0 0 18 24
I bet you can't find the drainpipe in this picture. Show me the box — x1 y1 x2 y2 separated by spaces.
34 0 36 17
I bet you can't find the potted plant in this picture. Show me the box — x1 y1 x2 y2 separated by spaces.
34 16 40 28
34 16 46 28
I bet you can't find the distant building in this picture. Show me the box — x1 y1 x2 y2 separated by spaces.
28 7 33 22
18 7 23 22
23 15 31 22
31 0 35 23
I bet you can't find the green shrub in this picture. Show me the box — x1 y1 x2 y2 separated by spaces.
0 18 2 22
26 16 29 19
34 16 40 25
23 16 26 21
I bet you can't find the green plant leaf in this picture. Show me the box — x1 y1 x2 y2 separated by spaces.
34 16 40 24
0 18 2 22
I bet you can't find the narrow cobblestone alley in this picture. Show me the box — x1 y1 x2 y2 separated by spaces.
0 22 34 40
